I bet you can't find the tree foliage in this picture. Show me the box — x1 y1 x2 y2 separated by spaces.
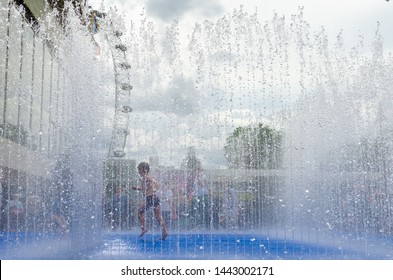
224 123 283 169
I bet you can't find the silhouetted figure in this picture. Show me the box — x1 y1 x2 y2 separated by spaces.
25 191 45 231
190 168 210 230
222 185 239 230
111 186 129 230
5 193 24 232
52 154 73 227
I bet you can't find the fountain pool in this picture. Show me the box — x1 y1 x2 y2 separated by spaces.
1 1 393 260
2 229 393 259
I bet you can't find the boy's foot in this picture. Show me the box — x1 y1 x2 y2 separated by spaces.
159 231 168 240
138 229 148 237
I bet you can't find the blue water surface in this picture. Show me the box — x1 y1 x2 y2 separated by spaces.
2 231 393 259
84 232 389 260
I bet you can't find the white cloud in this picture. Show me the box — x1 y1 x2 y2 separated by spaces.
87 0 393 169
145 0 223 21
132 75 201 116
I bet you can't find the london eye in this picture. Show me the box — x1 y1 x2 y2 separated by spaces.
90 8 132 159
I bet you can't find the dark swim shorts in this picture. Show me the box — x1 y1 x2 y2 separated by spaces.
139 195 161 213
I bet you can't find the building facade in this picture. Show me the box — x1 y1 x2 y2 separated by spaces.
0 0 82 233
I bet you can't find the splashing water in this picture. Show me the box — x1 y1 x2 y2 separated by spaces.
1 2 393 259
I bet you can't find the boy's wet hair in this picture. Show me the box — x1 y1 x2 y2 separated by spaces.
137 162 150 173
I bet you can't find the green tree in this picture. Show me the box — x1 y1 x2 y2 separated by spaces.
224 123 283 169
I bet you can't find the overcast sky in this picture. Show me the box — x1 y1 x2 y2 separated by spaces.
87 0 393 169
89 0 393 50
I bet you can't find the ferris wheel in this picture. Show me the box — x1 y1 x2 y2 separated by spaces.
90 8 132 158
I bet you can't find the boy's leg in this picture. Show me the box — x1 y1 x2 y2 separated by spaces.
154 205 167 240
137 204 147 236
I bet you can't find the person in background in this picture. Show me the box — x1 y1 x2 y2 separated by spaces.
0 175 2 217
0 174 3 227
50 209 68 235
52 154 73 226
112 185 129 230
157 181 177 230
6 193 24 232
131 162 168 240
190 166 210 230
222 184 239 230
25 191 45 231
